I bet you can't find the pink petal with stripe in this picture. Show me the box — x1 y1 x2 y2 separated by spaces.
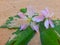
41 8 49 18
18 12 27 18
32 15 44 22
20 24 28 30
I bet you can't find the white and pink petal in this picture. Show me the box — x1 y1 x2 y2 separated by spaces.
26 6 36 18
30 22 39 32
44 19 49 29
49 20 54 28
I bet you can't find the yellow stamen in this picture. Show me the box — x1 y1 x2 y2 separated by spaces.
27 18 32 23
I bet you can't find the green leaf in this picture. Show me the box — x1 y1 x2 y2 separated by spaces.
12 29 21 34
6 27 36 45
0 24 8 28
14 15 20 18
6 38 17 45
53 20 60 44
20 8 27 13
14 27 35 45
53 20 60 34
39 21 60 45
9 17 14 21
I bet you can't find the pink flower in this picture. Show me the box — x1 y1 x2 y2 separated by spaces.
18 6 43 32
41 8 54 29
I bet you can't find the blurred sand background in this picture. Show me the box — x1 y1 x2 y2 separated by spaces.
0 0 60 45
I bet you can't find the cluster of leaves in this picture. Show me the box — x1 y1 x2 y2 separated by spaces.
6 27 35 45
0 8 60 45
0 15 20 29
39 21 60 45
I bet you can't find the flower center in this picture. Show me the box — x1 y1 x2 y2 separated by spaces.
27 18 32 23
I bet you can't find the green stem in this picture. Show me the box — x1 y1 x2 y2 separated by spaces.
0 26 19 29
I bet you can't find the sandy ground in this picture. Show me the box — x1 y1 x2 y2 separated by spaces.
0 0 60 45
